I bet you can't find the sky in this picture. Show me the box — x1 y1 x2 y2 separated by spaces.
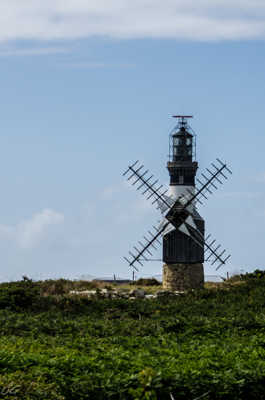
0 1 265 281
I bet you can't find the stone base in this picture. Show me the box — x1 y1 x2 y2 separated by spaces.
162 263 204 291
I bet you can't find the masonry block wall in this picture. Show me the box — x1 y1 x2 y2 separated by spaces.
162 263 204 291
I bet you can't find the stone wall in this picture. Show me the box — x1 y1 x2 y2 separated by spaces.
162 263 204 291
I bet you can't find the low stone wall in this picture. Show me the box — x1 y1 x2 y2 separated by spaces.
163 263 204 291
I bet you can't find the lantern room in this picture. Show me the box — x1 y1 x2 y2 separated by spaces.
169 116 195 162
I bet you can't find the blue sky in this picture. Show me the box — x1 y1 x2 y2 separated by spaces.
0 1 265 281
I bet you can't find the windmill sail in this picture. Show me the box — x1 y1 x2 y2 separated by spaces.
181 221 231 271
124 223 164 269
194 158 232 205
123 158 232 271
123 161 171 213
169 158 232 215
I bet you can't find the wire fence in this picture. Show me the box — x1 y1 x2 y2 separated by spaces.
90 273 225 283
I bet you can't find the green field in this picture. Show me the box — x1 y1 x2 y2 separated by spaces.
0 273 265 399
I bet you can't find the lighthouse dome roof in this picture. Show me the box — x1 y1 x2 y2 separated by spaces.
172 127 192 138
172 128 192 137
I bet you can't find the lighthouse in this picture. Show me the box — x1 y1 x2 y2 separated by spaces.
162 116 205 291
123 115 231 287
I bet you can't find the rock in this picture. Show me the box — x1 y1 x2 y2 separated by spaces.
145 294 156 299
69 290 97 297
156 290 174 297
117 292 129 299
100 289 113 298
116 289 130 298
129 289 146 299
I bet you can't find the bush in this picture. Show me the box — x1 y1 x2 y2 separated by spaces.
0 279 40 311
2 276 265 398
241 269 265 280
134 278 161 286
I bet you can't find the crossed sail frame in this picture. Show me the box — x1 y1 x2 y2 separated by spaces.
123 158 232 272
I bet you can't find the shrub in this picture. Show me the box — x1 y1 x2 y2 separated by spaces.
0 279 40 311
241 269 265 280
134 278 161 286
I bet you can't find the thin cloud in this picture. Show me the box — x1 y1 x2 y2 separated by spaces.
0 209 64 249
0 1 265 42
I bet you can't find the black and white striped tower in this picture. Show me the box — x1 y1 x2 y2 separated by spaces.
123 115 232 285
162 116 205 290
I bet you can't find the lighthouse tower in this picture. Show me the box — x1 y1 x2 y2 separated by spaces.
162 116 205 291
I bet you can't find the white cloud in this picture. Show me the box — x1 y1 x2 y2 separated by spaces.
0 209 64 249
0 1 265 42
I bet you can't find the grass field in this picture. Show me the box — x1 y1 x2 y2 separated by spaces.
0 272 265 399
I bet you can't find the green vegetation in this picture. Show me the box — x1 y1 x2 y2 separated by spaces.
134 278 161 287
1 274 265 399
